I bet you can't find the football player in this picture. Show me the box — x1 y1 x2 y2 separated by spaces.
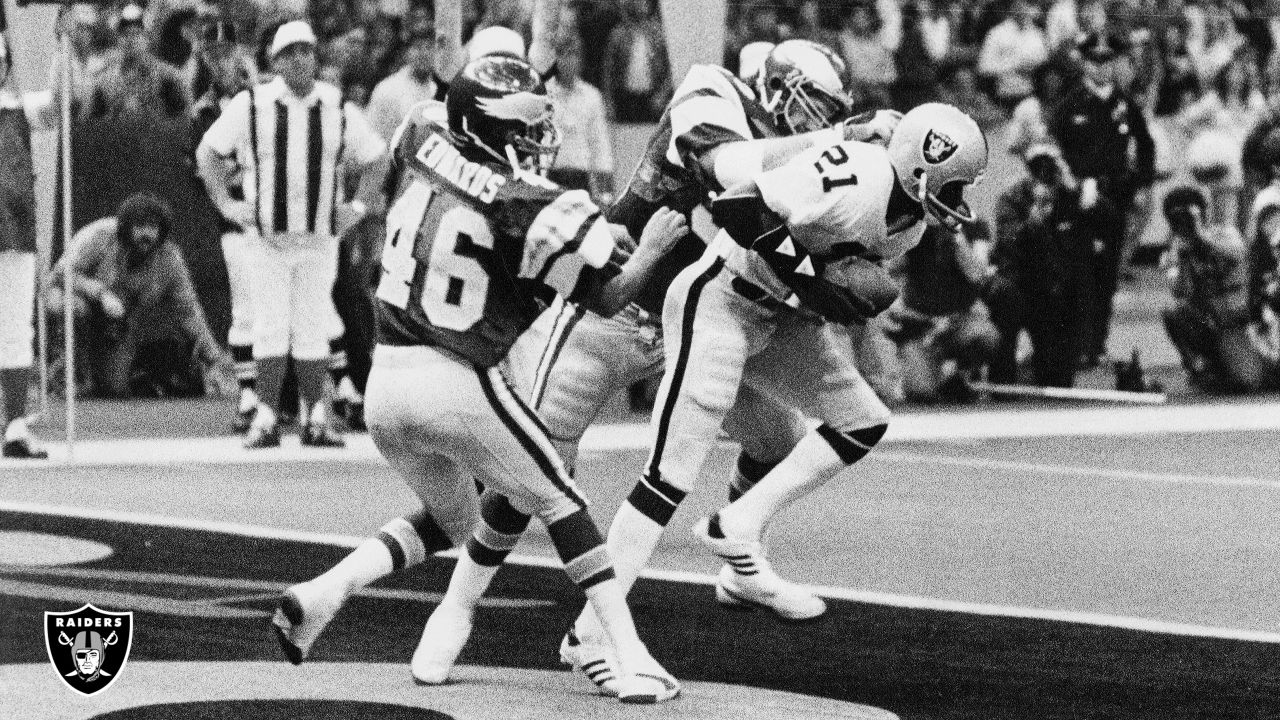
270 55 688 704
410 40 906 694
673 102 986 624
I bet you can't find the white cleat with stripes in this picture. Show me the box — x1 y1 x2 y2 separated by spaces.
411 601 474 685
559 629 621 696
694 515 827 622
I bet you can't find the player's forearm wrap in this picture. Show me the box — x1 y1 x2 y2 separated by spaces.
816 423 888 465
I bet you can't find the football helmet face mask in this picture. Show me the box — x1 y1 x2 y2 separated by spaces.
756 40 850 135
447 55 560 176
886 103 988 229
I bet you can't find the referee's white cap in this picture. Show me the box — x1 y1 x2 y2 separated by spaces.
467 26 526 61
270 20 318 58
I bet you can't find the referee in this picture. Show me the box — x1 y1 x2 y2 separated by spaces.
196 21 387 449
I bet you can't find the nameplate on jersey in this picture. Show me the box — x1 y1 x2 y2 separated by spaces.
414 133 506 203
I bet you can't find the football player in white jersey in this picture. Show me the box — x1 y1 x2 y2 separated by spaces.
410 40 906 694
549 104 986 675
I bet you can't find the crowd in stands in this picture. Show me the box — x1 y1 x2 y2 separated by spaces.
19 0 1280 407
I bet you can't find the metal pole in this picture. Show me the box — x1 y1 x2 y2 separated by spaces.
59 14 74 460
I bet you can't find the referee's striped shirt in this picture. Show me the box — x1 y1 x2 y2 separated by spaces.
199 76 386 237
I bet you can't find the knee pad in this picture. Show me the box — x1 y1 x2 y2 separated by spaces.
815 423 888 465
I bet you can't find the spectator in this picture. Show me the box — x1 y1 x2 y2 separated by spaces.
937 62 1005 132
547 34 614 203
1161 185 1278 391
48 4 115 116
45 193 232 399
988 145 1110 387
1180 51 1266 226
1154 15 1200 117
322 25 379 105
1007 61 1068 158
0 35 47 459
187 19 257 127
892 1 943 109
1248 129 1280 358
601 0 673 122
1185 0 1247 87
1049 31 1155 367
87 4 189 119
837 0 901 108
976 0 1048 112
883 223 1000 403
366 28 438 141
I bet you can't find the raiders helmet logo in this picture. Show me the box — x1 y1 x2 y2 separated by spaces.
45 604 134 696
922 129 959 164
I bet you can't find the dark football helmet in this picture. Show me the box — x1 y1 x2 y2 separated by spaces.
755 39 850 135
446 54 560 175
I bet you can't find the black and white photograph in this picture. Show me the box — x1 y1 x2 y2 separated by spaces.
2 0 1279 718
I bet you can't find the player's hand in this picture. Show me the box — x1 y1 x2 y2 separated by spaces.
222 201 256 232
200 351 237 398
335 200 370 237
636 207 687 259
100 290 126 320
842 109 903 145
820 255 901 319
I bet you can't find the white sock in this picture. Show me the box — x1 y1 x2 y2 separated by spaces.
575 502 665 639
582 577 650 672
311 537 395 596
4 417 28 442
718 431 847 542
440 551 501 610
252 403 278 430
238 388 259 413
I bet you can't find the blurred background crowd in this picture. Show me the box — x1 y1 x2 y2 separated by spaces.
11 0 1280 413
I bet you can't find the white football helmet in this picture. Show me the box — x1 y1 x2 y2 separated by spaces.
886 103 988 227
756 39 850 135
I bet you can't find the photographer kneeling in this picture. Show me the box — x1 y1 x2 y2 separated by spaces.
46 193 231 398
1161 185 1278 392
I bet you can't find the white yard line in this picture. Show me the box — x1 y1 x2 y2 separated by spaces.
4 500 1280 645
7 399 1280 470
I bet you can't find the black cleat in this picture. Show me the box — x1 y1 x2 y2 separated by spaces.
3 438 48 459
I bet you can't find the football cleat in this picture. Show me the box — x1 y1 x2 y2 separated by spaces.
559 629 621 697
271 582 346 665
411 601 474 685
243 421 281 449
300 424 344 448
2 437 48 459
694 515 827 622
614 652 682 705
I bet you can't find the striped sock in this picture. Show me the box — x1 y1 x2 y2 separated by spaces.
625 472 687 527
328 337 348 388
547 510 615 590
231 344 256 391
375 509 455 573
464 492 531 567
729 453 777 502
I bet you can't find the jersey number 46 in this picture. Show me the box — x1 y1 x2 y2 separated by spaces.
377 180 495 331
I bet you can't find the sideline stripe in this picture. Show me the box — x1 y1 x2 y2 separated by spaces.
9 399 1280 470
4 500 1279 645
870 452 1276 489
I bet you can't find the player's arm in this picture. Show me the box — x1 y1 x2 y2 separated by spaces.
195 90 254 229
577 208 686 316
518 190 678 315
694 110 903 190
710 183 897 325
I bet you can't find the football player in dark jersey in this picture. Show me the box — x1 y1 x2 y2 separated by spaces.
270 54 684 704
